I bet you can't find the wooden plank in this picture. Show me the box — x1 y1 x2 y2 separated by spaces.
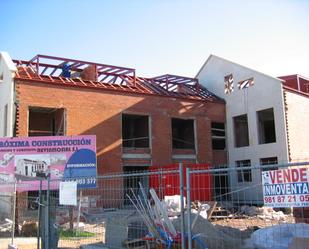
207 201 217 220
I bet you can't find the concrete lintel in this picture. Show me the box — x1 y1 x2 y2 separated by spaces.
172 154 196 160
122 153 151 159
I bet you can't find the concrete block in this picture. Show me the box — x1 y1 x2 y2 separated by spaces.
8 245 18 249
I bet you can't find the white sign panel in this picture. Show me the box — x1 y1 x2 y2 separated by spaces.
59 181 77 206
262 167 309 208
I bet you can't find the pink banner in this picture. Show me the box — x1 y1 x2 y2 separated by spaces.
0 135 96 191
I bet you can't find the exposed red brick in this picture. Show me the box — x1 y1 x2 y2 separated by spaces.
15 80 226 175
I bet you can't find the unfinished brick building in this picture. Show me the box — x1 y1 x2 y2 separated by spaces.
0 52 226 176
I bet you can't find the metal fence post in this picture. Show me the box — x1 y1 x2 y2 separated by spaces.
37 179 42 249
186 167 192 249
11 179 17 246
179 163 185 249
77 190 83 231
45 175 50 249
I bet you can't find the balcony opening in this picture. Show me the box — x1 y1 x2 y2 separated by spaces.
236 159 252 182
28 107 65 137
233 114 249 147
122 114 149 148
211 122 226 150
257 108 276 144
213 165 229 201
123 166 148 205
172 118 195 149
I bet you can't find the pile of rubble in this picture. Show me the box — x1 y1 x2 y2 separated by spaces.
0 218 12 233
173 213 244 249
239 205 289 221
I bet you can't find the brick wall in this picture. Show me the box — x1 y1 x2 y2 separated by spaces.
15 80 226 174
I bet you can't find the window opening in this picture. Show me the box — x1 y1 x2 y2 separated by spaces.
236 160 252 182
260 157 278 171
257 108 276 144
28 107 65 136
211 122 226 150
122 114 149 148
3 104 8 136
233 114 249 147
224 74 234 94
172 118 195 149
237 77 254 89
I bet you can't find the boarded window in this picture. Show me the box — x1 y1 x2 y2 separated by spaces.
28 107 66 136
236 159 252 182
233 114 249 147
172 118 195 149
260 157 278 171
3 104 8 136
122 114 149 148
257 108 276 144
211 122 226 150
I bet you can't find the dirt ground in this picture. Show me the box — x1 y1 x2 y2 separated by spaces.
0 224 104 249
0 215 296 249
212 214 295 230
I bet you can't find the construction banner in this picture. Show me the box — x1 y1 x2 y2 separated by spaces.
0 135 97 190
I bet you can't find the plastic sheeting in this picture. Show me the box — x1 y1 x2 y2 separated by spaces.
250 223 309 249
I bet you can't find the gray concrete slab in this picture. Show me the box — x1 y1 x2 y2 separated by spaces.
80 243 110 249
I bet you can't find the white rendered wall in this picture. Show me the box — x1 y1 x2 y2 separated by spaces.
197 56 289 202
0 52 16 138
284 90 309 161
0 52 16 217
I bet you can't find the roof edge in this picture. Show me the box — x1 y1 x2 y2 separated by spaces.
15 76 226 104
279 74 309 81
283 85 309 98
195 54 285 83
0 51 17 72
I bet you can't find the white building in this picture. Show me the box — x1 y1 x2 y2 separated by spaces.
0 52 17 138
16 158 48 177
196 55 309 202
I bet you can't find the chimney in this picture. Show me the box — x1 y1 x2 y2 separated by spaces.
81 65 97 81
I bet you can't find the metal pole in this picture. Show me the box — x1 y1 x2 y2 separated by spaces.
179 163 185 249
76 190 83 231
186 167 192 249
11 179 17 246
45 175 50 249
37 179 42 249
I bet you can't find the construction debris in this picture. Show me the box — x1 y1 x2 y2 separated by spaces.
21 221 37 237
127 184 185 248
173 213 244 249
164 195 185 216
209 206 231 219
0 218 12 233
192 201 216 220
239 205 288 221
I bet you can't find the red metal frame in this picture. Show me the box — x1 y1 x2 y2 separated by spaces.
13 55 222 102
17 54 136 85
